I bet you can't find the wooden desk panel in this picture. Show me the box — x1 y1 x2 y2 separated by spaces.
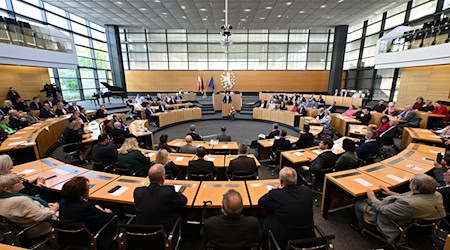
324 169 390 197
12 157 65 177
191 141 214 150
246 179 281 206
382 156 435 174
309 125 324 137
168 139 187 148
193 155 226 168
400 128 443 150
253 108 262 119
25 165 88 189
406 143 445 154
281 150 317 165
213 142 239 151
52 171 120 194
168 153 195 167
193 181 249 208
348 124 368 136
225 155 261 167
397 150 438 165
358 163 414 187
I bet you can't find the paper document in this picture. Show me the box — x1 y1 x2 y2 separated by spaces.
110 187 129 196
406 164 423 171
196 144 204 147
267 185 273 191
312 150 322 155
293 152 304 156
386 174 406 183
174 185 182 192
207 158 215 162
148 153 155 158
51 168 68 175
221 145 228 149
429 150 441 154
354 178 373 187
8 141 27 146
175 157 184 162
17 169 37 175
175 143 181 146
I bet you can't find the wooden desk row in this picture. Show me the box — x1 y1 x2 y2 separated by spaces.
167 139 240 154
330 113 361 136
150 108 202 127
258 93 364 108
12 157 274 208
253 108 301 128
369 110 445 129
157 92 197 101
400 127 443 150
321 143 444 219
138 103 193 118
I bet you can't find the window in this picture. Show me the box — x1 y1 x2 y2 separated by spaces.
0 0 7 9
409 0 437 21
46 13 68 29
12 0 43 21
44 3 66 16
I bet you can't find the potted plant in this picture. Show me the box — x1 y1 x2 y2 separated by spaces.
228 107 237 120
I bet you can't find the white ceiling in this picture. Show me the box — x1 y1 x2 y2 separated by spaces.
42 0 409 30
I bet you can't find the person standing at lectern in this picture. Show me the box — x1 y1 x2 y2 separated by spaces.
223 92 232 104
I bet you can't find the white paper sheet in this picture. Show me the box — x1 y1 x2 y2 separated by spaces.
429 150 441 154
147 153 155 158
8 141 27 146
405 164 423 171
175 157 184 162
17 169 37 175
386 174 406 183
293 152 304 156
267 185 273 191
110 186 129 196
51 168 68 175
207 158 215 162
221 145 228 149
175 143 181 146
312 149 322 155
174 185 182 192
354 178 373 187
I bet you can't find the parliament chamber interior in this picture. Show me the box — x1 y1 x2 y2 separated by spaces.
1 0 450 249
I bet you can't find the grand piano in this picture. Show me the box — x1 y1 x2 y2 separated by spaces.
100 82 126 103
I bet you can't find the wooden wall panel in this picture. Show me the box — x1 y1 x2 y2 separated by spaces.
0 65 50 103
125 70 330 92
397 65 450 107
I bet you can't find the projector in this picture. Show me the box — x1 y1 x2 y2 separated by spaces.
220 24 232 37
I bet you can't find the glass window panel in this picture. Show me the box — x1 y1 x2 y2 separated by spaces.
128 52 147 61
248 44 267 53
228 44 247 53
228 53 247 61
189 53 208 61
347 29 363 42
289 33 308 42
94 50 108 61
347 50 360 61
308 43 328 52
188 33 207 42
93 40 107 51
268 53 286 61
148 43 167 52
268 44 287 52
209 53 227 61
267 61 286 69
120 33 126 42
410 1 437 21
248 53 267 61
91 29 105 41
249 33 268 42
78 57 93 67
376 69 395 78
71 22 88 35
209 61 227 70
73 35 90 47
385 12 406 29
90 23 105 32
60 78 78 90
127 33 145 42
129 61 148 70
83 88 97 98
387 3 407 17
44 2 66 16
344 60 358 70
289 44 307 52
169 61 188 70
366 22 381 36
365 34 379 47
147 33 166 42
62 90 81 101
122 52 128 61
308 53 327 61
58 69 77 78
70 13 86 24
168 44 187 52
346 40 361 52
148 53 168 61
361 57 374 67
188 44 207 52
12 0 43 21
167 33 186 42
287 53 307 61
228 61 247 70
362 46 376 58
46 12 68 29
287 61 306 70
209 44 225 52
368 15 383 25
189 61 208 70
0 0 7 9
81 78 96 88
96 60 109 70
349 23 363 33
76 46 91 57
48 69 54 78
232 33 248 42
150 61 168 70
207 33 223 43
307 62 325 70
97 70 107 80
248 61 267 70
128 43 147 52
168 52 187 61
309 33 328 42
269 33 288 42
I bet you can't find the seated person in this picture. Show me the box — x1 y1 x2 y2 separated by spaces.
157 101 167 112
412 97 425 110
216 126 231 142
271 129 292 153
179 135 197 154
0 174 58 239
298 103 307 116
356 130 379 161
187 146 216 178
268 100 276 110
79 108 91 123
279 101 287 111
431 100 449 122
343 105 357 116
134 164 187 232
397 105 419 128
110 121 130 138
59 177 115 250
382 102 398 116
187 124 202 141
266 123 280 139
0 115 16 135
227 144 257 178
92 134 118 168
373 100 386 113
155 149 180 179
29 97 43 110
355 107 372 124
56 95 68 107
436 169 450 215
8 110 28 130
377 116 390 133
419 100 434 112
318 110 332 128
94 105 107 119
316 108 325 120
55 102 68 116
327 101 337 113
39 103 55 119
158 134 176 152
317 95 325 104
353 106 363 118
334 139 359 171
43 96 57 108
68 101 81 113
295 125 314 149
259 100 268 108
259 167 314 250
13 97 26 112
434 125 450 146
202 189 261 249
103 120 114 135
354 174 445 242
2 100 14 114
117 137 151 176
300 138 338 182
144 103 154 122
379 120 399 146
291 103 299 113
63 119 92 161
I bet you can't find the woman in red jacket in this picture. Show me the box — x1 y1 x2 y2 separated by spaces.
431 101 449 122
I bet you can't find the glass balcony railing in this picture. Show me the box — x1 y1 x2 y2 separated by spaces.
0 18 74 54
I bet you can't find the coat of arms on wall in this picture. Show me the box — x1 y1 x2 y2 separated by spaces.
220 71 235 90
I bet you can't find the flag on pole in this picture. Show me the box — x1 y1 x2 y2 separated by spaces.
208 76 215 92
197 76 203 93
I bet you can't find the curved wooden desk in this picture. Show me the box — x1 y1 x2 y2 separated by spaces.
400 127 443 150
149 108 202 127
253 108 301 128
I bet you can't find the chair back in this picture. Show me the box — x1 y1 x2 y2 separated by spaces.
113 136 125 147
187 172 214 181
113 165 133 176
118 224 167 250
92 160 105 171
287 235 335 250
63 142 81 154
230 171 257 181
50 220 95 250
401 219 440 249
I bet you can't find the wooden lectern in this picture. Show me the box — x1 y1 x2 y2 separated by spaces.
222 102 233 117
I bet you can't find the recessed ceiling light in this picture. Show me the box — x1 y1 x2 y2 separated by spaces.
153 0 160 2
202 18 207 20
139 8 147 11
259 17 265 20
338 0 344 2
116 1 122 4
221 18 225 21
286 2 292 5
241 18 247 21
244 9 251 12
182 16 187 19
320 5 326 8
286 16 289 18
299 10 305 14
265 6 272 9
200 8 207 11
277 15 281 18
181 5 186 9
162 12 167 15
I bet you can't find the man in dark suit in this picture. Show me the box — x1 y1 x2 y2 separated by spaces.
68 101 81 113
13 98 26 112
271 129 291 153
295 125 315 149
8 110 28 130
373 99 386 113
356 130 379 161
134 164 187 232
43 96 57 108
298 104 307 116
397 105 420 128
222 92 232 104
110 122 130 138
7 87 20 104
187 124 202 141
327 101 337 113
29 97 42 110
79 108 91 123
266 123 280 139
216 127 231 142
380 120 399 146
227 144 257 178
301 138 338 182
39 103 55 119
92 134 118 168
356 107 372 124
94 105 107 119
202 189 261 249
259 167 315 250
157 102 167 112
187 146 216 177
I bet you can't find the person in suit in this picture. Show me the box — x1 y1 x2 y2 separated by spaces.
43 96 57 108
355 107 372 124
222 92 232 104
298 103 307 116
412 97 425 110
94 105 107 119
356 129 379 161
2 100 14 115
266 123 280 139
259 100 268 108
39 103 55 119
271 129 292 153
144 103 154 123
79 108 91 123
202 189 261 249
117 137 151 176
227 144 257 178
92 134 118 169
279 101 287 111
327 101 337 113
382 102 398 116
68 101 81 113
295 124 315 149
134 164 187 232
63 119 92 161
29 97 42 110
187 124 202 141
110 122 130 138
301 138 338 182
334 139 359 171
7 110 28 130
373 99 386 113
25 109 40 125
157 101 167 112
354 174 445 242
379 120 399 147
7 87 20 104
55 102 68 116
259 167 315 250
179 135 197 154
56 96 68 107
13 97 26 112
158 134 176 152
397 105 419 128
419 100 434 112
187 146 216 178
59 177 115 250
216 127 231 142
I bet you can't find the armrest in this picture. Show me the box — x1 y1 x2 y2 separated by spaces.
268 230 282 250
126 215 136 225
314 225 325 237
94 215 118 239
132 167 148 176
17 216 53 236
168 217 181 242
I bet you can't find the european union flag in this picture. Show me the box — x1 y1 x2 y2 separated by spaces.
208 76 215 92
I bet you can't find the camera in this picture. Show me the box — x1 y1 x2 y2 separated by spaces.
220 24 232 37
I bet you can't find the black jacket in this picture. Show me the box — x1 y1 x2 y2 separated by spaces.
187 132 202 141
356 140 379 161
380 126 398 146
227 155 257 176
310 151 338 173
134 184 187 232
187 158 216 175
55 109 67 116
92 143 118 167
9 116 28 130
373 104 386 113
266 129 280 139
201 214 261 249
271 137 291 152
258 185 315 250
30 102 42 110
295 132 314 149
39 108 55 119
222 95 232 104
94 109 107 119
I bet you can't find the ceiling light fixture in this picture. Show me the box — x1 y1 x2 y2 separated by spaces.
202 18 207 20
299 10 305 13
241 18 247 21
320 5 326 8
220 0 233 54
139 8 147 11
338 0 344 2
265 6 272 9
260 17 265 19
286 2 292 5
244 9 251 12
277 15 281 18
181 5 186 9
154 0 160 2
162 12 167 15
200 8 207 11
116 1 123 5
182 16 187 19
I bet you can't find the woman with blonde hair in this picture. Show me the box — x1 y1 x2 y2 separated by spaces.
155 149 180 179
117 137 150 176
2 100 14 114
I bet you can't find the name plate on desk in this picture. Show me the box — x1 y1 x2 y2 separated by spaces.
333 172 361 179
118 178 146 184
249 183 279 188
204 184 242 188
83 173 113 180
363 165 386 173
